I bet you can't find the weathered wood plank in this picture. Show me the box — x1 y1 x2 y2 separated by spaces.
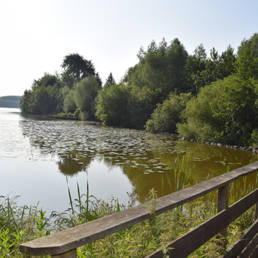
52 249 77 258
250 246 258 258
146 189 257 258
19 161 258 256
224 219 258 258
218 184 229 212
238 232 258 258
217 184 229 250
226 219 258 258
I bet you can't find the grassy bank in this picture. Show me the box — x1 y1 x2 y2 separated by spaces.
0 190 256 257
1 163 257 257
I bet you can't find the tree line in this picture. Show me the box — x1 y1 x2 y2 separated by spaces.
20 33 258 146
0 96 21 108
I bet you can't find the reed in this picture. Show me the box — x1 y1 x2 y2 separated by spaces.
0 170 256 257
163 152 193 194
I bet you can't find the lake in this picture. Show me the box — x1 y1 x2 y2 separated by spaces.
0 107 257 213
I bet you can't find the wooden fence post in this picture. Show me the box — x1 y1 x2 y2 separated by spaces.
52 249 77 258
218 184 229 212
217 184 229 252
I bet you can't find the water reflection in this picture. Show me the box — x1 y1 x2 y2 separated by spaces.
18 117 258 204
58 151 94 175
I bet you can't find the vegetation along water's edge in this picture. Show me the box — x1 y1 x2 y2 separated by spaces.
19 109 258 154
19 33 258 148
2 160 258 257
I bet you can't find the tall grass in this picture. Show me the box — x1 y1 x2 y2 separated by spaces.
162 152 193 194
0 195 51 257
0 167 257 257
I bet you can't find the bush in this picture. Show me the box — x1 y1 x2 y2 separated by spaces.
96 84 161 129
177 75 258 145
250 129 258 147
128 86 161 129
145 93 191 133
236 33 258 80
20 85 63 115
63 90 76 113
96 84 131 127
74 76 101 120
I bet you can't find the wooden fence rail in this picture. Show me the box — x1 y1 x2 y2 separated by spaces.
20 161 258 257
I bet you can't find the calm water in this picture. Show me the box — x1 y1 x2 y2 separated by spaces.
0 108 257 212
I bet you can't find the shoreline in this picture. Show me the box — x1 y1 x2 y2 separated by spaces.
20 112 258 154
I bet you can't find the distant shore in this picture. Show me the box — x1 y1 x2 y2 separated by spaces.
0 95 21 108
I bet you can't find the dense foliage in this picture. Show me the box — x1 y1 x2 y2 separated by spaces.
124 39 188 95
177 34 258 146
104 72 116 87
20 33 257 146
73 76 101 120
96 38 238 131
177 76 258 145
96 84 131 127
20 54 101 119
61 53 97 88
146 93 192 133
1 170 256 257
20 74 64 115
236 33 258 80
96 84 160 129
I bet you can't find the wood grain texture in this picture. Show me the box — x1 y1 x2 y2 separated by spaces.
217 184 229 248
218 184 229 212
239 232 258 258
250 246 258 258
19 161 258 256
52 249 77 258
147 189 257 258
224 219 258 258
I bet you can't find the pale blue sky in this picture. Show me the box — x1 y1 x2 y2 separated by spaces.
0 0 257 96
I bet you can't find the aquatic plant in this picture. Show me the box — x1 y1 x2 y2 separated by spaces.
0 174 257 257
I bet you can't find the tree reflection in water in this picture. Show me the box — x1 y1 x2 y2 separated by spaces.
19 118 258 203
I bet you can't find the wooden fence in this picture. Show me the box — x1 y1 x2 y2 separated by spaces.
20 161 258 257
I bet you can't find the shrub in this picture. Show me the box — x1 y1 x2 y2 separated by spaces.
250 129 258 147
177 75 258 145
63 90 76 113
96 84 131 127
74 76 101 120
236 33 258 80
96 84 161 129
128 86 161 129
145 93 191 133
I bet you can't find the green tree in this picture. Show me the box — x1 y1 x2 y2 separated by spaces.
20 90 34 114
236 33 258 80
177 75 258 145
32 73 63 90
96 84 131 127
63 89 76 113
146 93 192 133
104 73 116 87
31 86 63 115
20 74 64 115
219 45 236 77
61 53 96 88
124 38 189 99
95 72 102 87
128 86 159 129
185 44 207 94
74 76 101 120
185 45 236 94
